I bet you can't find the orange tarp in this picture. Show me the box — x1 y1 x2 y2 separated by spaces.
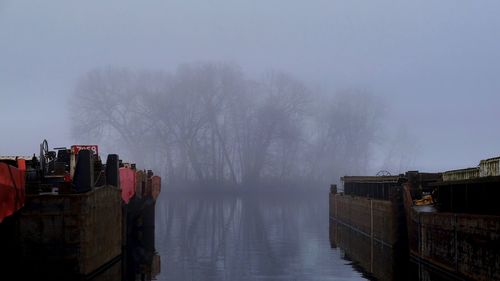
0 162 25 223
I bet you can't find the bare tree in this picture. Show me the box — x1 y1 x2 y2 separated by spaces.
71 67 165 166
71 64 385 188
306 90 383 184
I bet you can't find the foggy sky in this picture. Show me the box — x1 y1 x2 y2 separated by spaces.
1 1 499 173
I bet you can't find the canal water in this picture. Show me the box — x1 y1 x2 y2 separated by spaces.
90 189 455 281
1 189 454 281
154 190 368 281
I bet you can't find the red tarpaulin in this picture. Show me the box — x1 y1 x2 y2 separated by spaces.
119 167 136 204
0 162 25 223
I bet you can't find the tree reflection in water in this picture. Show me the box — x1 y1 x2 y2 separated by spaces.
155 191 368 281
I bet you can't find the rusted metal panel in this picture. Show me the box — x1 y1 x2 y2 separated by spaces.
151 254 161 278
151 175 161 200
146 173 153 197
442 167 479 181
479 157 500 177
341 176 401 184
410 210 500 281
330 194 398 246
17 185 122 276
135 170 145 198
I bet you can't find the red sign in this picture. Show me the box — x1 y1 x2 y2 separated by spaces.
71 145 98 156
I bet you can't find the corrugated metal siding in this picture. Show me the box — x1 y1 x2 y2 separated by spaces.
480 158 500 177
442 168 480 182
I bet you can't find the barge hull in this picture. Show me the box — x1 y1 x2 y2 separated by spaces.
15 185 122 277
409 208 500 281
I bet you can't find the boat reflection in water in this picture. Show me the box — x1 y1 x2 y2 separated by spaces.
91 235 161 281
87 171 162 281
329 221 458 281
88 256 160 281
329 220 405 281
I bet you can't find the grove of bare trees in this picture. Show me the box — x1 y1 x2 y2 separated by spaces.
70 62 383 189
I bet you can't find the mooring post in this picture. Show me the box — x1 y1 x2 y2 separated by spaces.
330 184 337 194
370 199 374 273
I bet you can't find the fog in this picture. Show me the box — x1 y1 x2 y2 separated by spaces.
1 1 500 176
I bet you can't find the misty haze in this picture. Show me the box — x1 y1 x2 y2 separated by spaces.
1 1 499 281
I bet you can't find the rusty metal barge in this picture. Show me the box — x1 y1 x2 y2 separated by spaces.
0 140 161 280
329 157 500 281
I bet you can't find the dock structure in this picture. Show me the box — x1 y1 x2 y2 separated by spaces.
329 176 407 280
17 186 123 277
0 140 161 280
330 159 500 281
331 176 404 246
406 176 500 281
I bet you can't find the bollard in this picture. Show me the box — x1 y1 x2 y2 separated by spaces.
330 184 337 194
73 149 94 193
106 154 120 188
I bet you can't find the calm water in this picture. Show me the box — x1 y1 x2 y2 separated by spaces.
1 189 453 280
91 190 455 281
154 191 368 281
